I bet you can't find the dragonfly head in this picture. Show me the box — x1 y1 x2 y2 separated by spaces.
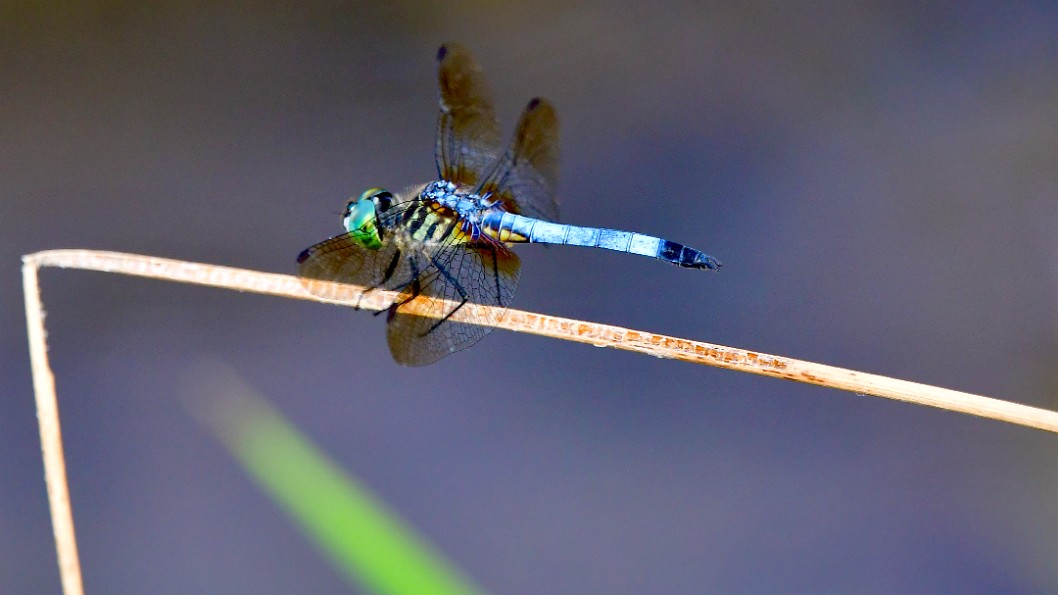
344 188 393 250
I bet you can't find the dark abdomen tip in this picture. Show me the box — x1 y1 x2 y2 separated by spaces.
696 254 722 270
661 240 721 270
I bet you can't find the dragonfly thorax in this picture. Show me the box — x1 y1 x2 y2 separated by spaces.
422 180 495 216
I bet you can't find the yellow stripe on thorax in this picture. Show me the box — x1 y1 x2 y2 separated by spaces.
407 203 467 244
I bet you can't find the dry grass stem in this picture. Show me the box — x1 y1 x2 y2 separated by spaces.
22 258 84 595
22 248 1058 593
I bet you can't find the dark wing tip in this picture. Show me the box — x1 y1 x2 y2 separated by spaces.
296 247 313 264
437 44 448 61
526 97 558 116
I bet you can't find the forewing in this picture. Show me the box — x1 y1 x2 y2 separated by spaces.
435 43 503 187
386 241 520 366
297 232 413 302
297 234 377 301
477 97 560 221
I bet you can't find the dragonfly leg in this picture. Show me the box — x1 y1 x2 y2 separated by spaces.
421 254 469 336
386 256 456 325
354 287 377 311
485 244 504 301
343 249 403 313
386 277 421 323
380 248 403 284
384 256 424 322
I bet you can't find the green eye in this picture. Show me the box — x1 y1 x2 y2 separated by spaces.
344 199 383 250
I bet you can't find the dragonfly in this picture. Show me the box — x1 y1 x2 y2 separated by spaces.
297 43 722 366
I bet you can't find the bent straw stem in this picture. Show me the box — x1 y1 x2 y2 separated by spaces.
23 259 84 595
22 248 1058 595
24 249 1058 433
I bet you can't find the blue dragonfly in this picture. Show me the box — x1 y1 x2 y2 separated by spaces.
298 43 721 365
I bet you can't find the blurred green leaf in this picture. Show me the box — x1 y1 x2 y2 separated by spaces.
191 364 484 595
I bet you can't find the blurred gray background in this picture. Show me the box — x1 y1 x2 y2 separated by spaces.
3 2 1058 593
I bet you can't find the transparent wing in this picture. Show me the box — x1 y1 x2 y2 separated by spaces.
386 239 520 366
435 43 503 187
477 97 560 222
297 234 384 301
296 203 422 300
298 198 522 366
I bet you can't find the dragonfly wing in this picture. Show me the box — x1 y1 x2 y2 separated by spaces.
296 233 410 301
478 97 560 222
297 234 375 301
386 241 520 366
435 43 503 187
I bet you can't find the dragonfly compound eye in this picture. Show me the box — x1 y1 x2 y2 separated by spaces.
345 200 383 250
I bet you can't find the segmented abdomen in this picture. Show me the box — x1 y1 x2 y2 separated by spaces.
480 211 721 270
